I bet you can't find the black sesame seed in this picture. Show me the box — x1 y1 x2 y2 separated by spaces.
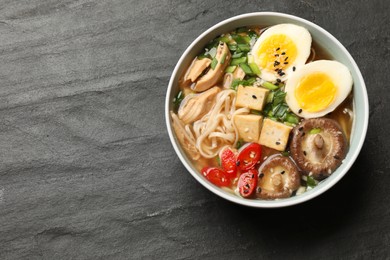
252 95 257 99
276 47 280 51
276 79 281 83
279 72 285 76
259 173 264 178
245 183 250 189
281 171 285 174
334 155 341 160
285 57 288 61
275 54 279 57
274 68 279 71
301 132 306 137
284 62 288 64
293 66 296 71
298 127 303 131
236 161 240 166
276 141 281 145
281 52 286 55
303 151 307 156
257 187 262 193
298 109 302 114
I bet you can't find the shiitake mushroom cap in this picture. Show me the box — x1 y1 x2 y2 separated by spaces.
290 118 348 180
256 154 301 200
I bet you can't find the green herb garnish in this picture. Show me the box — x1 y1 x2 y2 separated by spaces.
309 128 321 134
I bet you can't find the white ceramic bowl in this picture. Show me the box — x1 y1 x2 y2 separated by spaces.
165 12 369 208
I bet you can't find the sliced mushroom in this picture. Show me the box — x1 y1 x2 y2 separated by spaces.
178 86 220 124
290 118 348 180
256 154 301 199
170 112 200 160
192 42 231 92
184 57 212 83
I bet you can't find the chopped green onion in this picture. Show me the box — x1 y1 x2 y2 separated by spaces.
220 53 227 64
248 62 261 76
228 44 237 51
210 57 218 70
239 63 253 75
237 43 250 52
230 77 257 90
231 79 241 90
236 139 244 149
285 113 300 125
236 27 248 33
206 47 217 58
273 104 288 118
248 30 258 39
246 77 257 85
250 109 262 115
216 156 221 166
197 54 210 60
225 65 237 73
273 90 287 106
266 92 274 103
309 128 321 134
217 35 231 43
306 176 317 188
247 54 255 64
232 52 244 58
173 90 184 110
262 81 280 90
281 151 290 157
230 57 247 66
232 34 251 44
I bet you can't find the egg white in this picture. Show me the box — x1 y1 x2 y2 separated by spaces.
285 60 353 119
251 24 312 82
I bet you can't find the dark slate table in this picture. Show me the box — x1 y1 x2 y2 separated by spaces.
0 0 389 259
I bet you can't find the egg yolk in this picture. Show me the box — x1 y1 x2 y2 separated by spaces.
256 34 297 71
294 73 337 112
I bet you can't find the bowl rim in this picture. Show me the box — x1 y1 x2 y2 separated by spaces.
165 12 369 208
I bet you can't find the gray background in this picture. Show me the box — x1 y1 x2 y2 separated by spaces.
0 0 389 259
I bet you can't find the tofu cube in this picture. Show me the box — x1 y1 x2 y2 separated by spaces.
259 118 293 151
236 85 269 111
234 114 263 143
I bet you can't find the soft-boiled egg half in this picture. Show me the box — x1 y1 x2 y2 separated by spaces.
251 23 312 82
285 60 353 118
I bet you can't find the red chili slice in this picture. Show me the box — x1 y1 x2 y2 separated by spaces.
201 167 230 187
220 147 237 179
238 169 258 197
237 143 262 171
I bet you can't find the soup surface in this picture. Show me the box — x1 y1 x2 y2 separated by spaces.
171 24 353 200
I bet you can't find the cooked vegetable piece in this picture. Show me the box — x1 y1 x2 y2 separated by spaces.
256 155 301 199
220 147 238 179
231 57 247 66
237 143 262 171
173 91 184 110
238 169 258 197
262 81 280 90
201 167 230 187
225 65 237 73
290 118 348 180
239 63 253 75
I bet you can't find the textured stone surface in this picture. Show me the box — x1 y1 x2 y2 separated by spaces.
0 0 389 259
